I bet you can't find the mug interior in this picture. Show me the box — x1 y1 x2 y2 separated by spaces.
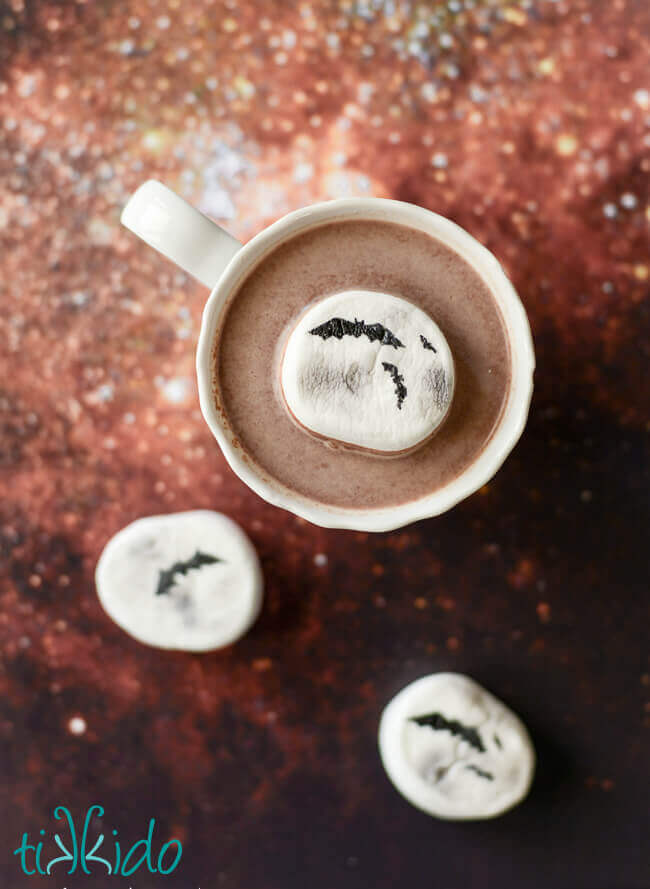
196 198 535 532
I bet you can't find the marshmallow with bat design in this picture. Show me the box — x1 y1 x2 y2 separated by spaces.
280 290 455 453
95 510 263 651
378 673 535 820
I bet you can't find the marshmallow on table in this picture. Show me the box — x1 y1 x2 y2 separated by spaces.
280 290 455 453
95 510 263 651
379 673 535 820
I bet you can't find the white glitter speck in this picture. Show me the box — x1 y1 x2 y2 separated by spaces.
98 162 114 181
431 152 448 168
633 89 649 108
156 15 171 28
602 202 618 219
68 716 87 736
420 82 437 102
314 553 328 566
87 217 113 245
282 29 297 49
594 158 609 179
294 162 314 183
17 74 37 98
469 84 488 103
160 377 192 404
357 82 374 104
95 383 115 402
118 39 135 55
620 192 637 209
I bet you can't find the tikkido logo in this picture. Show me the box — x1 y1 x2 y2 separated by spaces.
13 805 183 878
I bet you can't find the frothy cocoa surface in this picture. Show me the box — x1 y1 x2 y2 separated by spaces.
213 219 511 510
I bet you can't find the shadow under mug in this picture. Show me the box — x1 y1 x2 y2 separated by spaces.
122 181 535 532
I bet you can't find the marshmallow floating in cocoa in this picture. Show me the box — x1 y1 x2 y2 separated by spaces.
280 290 454 453
378 673 535 819
95 510 263 651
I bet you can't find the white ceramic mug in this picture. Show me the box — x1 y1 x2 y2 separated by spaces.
122 181 535 532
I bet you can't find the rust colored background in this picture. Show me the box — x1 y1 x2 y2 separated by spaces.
0 1 649 887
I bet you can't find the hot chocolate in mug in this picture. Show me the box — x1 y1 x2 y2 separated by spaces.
121 181 535 532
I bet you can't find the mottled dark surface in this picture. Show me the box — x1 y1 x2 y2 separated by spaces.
0 1 649 887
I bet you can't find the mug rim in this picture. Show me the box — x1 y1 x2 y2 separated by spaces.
196 197 535 532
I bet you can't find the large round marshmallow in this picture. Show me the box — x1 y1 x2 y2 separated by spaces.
280 290 454 453
378 673 535 820
96 510 263 651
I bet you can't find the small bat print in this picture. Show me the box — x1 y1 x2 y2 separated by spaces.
465 764 494 781
156 551 222 596
309 317 405 349
381 362 407 409
409 712 486 753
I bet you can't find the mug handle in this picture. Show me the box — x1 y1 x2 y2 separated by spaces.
120 180 242 289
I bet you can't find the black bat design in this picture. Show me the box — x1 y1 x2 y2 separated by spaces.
156 550 222 596
409 712 486 753
420 334 437 352
309 317 404 349
381 362 407 409
465 764 494 781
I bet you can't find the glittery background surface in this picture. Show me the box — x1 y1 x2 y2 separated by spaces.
0 1 649 887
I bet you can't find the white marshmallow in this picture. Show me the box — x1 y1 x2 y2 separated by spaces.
280 290 454 453
378 673 535 820
95 510 263 651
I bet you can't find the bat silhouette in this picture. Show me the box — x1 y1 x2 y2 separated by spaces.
309 317 404 349
465 764 494 781
381 362 407 409
420 334 437 353
409 712 486 753
155 550 222 596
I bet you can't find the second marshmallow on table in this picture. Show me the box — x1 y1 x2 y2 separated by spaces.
280 290 455 454
96 510 263 651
